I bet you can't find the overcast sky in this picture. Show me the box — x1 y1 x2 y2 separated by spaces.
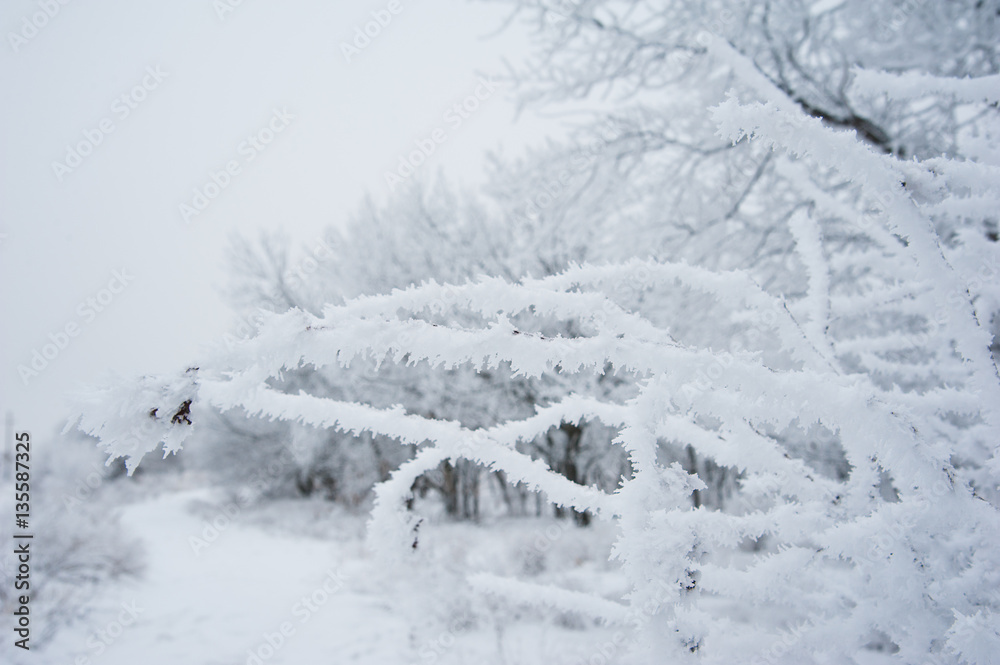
0 1 568 438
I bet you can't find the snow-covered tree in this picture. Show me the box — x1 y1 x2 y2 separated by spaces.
484 0 1000 274
480 0 1000 514
69 9 1000 665
209 182 637 518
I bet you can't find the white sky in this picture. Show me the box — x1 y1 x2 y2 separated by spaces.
0 0 566 437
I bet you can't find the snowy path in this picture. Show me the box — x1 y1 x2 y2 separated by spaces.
44 490 412 665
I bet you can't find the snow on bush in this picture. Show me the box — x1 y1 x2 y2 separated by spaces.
70 39 1000 664
1 431 145 649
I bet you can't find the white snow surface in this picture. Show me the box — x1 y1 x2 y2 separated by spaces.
21 485 628 665
38 489 408 664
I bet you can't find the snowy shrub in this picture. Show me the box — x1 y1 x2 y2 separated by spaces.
214 184 638 518
70 31 1000 665
1 431 145 647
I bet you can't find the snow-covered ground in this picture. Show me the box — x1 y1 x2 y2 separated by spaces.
24 483 627 665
